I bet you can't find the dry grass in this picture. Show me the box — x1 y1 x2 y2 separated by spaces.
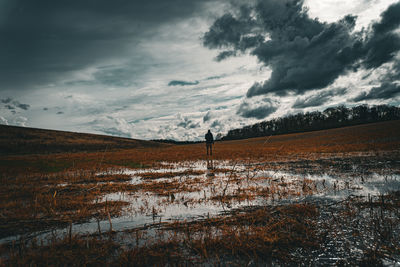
2 203 319 266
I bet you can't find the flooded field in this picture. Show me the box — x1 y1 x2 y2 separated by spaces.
1 153 400 265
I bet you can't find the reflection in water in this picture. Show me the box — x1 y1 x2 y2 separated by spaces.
2 159 399 246
206 156 214 177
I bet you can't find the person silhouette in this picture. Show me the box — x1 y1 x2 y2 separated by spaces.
205 129 214 156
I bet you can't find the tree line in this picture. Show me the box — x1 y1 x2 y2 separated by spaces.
222 105 400 141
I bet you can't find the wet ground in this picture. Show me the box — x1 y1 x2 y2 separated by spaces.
2 154 400 265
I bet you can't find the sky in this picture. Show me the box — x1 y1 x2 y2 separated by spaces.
0 0 400 141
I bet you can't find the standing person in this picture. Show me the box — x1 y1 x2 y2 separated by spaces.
205 129 214 156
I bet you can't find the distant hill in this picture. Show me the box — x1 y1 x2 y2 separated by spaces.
223 104 400 141
0 125 168 155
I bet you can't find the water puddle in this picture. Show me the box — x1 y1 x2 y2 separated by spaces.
1 159 399 246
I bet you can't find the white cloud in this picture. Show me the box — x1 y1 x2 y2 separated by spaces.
14 116 28 127
305 0 399 30
0 116 8 125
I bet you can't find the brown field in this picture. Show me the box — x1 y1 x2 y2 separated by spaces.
0 124 167 156
1 120 400 266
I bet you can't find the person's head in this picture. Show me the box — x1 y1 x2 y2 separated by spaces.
208 129 211 133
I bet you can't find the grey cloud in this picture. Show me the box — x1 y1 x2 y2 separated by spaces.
205 74 227 80
88 116 134 138
203 111 212 122
353 59 400 102
237 99 277 119
292 88 347 108
204 0 400 97
1 98 12 104
0 0 218 91
215 105 228 110
211 120 222 128
15 103 30 110
352 83 400 101
363 3 400 69
168 80 200 86
215 50 237 61
371 2 400 34
93 66 137 87
177 117 200 129
1 98 30 110
203 12 263 52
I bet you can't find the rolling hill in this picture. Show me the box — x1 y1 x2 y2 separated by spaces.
0 124 168 155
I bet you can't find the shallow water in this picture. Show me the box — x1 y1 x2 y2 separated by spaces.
1 159 399 246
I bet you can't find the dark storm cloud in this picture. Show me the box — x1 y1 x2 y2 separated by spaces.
363 3 400 69
292 88 347 108
204 0 400 97
237 99 277 119
168 80 200 86
0 0 217 91
352 83 400 101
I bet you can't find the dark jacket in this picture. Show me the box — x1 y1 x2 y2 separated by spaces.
205 131 214 144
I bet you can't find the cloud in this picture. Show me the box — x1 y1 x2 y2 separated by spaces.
1 98 12 104
177 116 200 129
293 88 347 108
15 103 30 110
0 116 8 125
205 74 227 80
168 80 200 86
89 116 134 138
203 111 212 122
215 50 237 61
210 120 222 129
204 0 400 97
1 98 30 111
0 115 27 126
92 65 137 87
237 98 278 119
14 116 28 127
363 3 400 69
352 82 400 101
0 0 220 92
